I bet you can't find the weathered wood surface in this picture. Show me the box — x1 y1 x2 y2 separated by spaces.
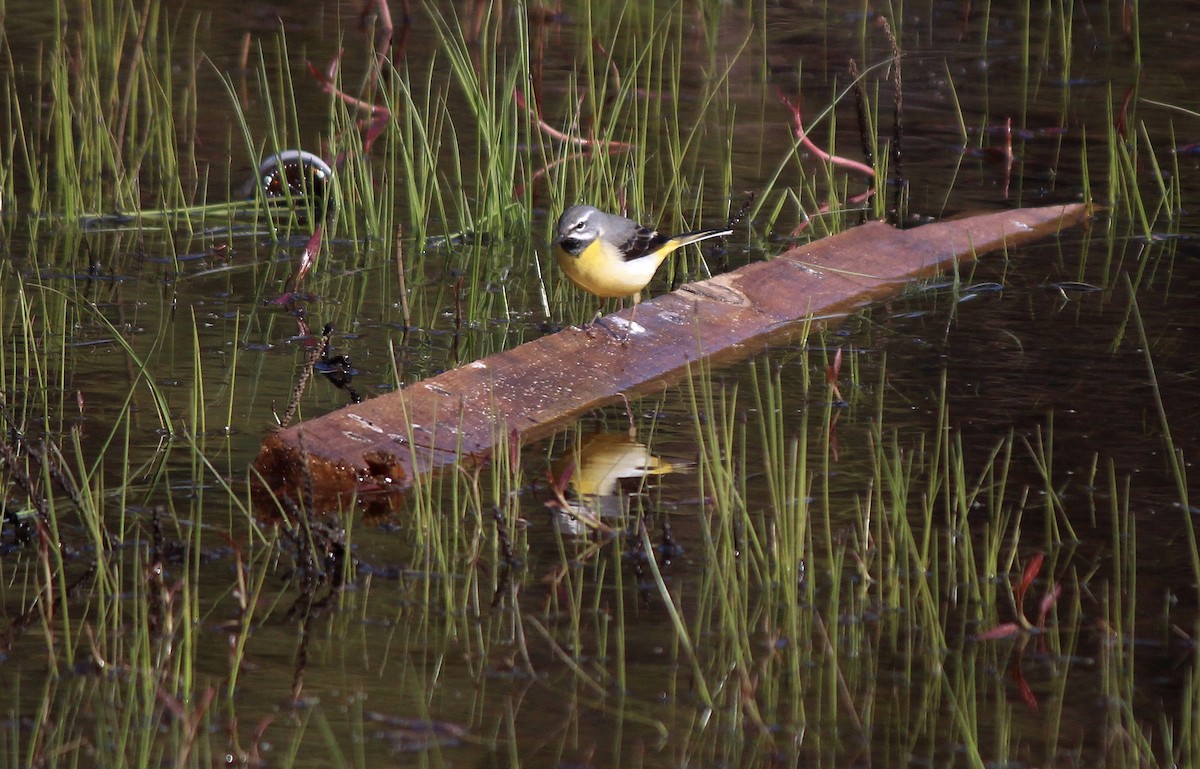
253 204 1091 509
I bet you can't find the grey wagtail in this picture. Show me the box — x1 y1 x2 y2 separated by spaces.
552 205 733 303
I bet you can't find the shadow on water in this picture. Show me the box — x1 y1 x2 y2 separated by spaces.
2 0 1200 767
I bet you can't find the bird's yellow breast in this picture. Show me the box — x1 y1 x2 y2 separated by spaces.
556 238 670 299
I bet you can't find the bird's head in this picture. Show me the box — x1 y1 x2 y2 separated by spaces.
554 205 602 256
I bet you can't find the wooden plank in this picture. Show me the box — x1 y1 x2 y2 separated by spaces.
252 204 1091 509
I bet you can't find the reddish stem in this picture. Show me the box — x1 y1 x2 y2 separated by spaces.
778 90 876 179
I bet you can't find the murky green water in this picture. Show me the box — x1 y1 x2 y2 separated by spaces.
2 1 1200 767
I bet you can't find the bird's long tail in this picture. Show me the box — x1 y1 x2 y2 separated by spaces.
668 228 734 250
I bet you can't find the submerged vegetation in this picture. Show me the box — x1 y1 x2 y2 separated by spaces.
1 0 1198 767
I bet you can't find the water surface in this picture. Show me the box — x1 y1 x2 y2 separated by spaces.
2 1 1198 767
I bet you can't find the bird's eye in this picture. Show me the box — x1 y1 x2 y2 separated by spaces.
573 220 586 231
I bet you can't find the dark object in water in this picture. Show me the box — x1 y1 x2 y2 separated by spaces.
245 150 335 219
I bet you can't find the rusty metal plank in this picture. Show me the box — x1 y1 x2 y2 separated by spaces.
253 204 1091 510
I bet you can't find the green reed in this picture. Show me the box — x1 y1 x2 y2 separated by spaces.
0 0 1195 767
642 331 1185 766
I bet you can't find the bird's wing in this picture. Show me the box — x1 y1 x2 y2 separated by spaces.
618 224 670 261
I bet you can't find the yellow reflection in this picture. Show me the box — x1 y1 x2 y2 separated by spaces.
550 432 675 534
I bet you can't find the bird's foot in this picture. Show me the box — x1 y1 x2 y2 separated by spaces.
584 316 626 343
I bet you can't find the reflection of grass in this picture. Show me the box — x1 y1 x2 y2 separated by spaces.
1 1 1198 768
0 225 1192 761
591 331 1190 767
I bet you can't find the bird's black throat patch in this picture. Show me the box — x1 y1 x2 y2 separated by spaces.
558 236 586 256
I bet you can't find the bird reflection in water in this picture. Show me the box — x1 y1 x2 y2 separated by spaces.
547 432 675 536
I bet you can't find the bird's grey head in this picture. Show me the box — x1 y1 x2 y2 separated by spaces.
554 204 602 256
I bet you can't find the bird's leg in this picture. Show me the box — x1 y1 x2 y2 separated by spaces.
580 304 624 342
625 293 642 336
590 312 625 342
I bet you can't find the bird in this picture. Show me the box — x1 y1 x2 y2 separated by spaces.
552 204 733 304
550 432 676 532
